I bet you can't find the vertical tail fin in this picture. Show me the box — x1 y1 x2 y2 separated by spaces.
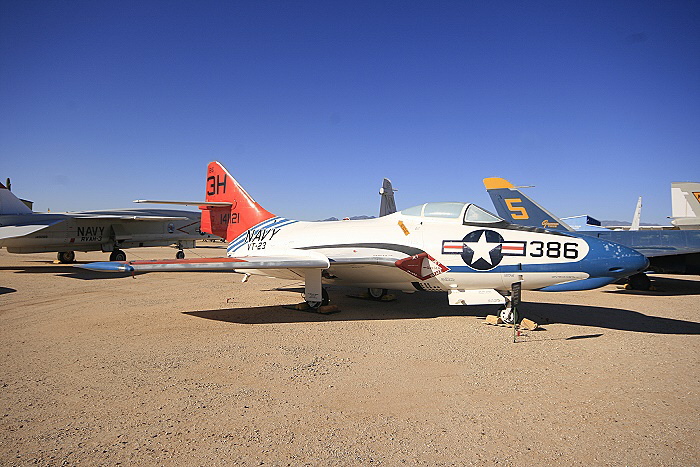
671 182 700 230
379 178 397 216
200 161 275 241
630 196 642 231
483 177 574 232
0 180 33 215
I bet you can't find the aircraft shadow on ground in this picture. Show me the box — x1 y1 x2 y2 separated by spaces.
606 275 700 297
184 301 495 325
0 263 128 281
184 293 700 335
0 287 17 295
522 302 700 335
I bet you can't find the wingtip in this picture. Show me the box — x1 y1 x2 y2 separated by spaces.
483 177 515 190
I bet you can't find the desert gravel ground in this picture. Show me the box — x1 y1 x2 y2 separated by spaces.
1 245 699 465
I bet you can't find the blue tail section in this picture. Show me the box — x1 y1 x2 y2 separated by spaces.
483 178 574 232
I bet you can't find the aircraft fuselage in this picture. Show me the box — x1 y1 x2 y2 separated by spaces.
225 204 648 294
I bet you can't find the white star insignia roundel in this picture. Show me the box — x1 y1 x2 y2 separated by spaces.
442 230 527 271
463 231 498 266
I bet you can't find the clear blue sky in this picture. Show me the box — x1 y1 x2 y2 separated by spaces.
1 1 698 223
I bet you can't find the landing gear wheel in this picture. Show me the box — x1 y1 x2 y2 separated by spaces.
304 288 330 309
499 306 514 324
57 251 75 263
368 288 388 300
110 250 127 261
176 250 185 259
627 273 651 291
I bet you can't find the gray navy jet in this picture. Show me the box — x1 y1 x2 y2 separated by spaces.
0 179 204 263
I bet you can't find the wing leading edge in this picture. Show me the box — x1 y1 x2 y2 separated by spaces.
77 252 331 273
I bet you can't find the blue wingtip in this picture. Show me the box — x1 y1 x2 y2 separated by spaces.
75 262 134 273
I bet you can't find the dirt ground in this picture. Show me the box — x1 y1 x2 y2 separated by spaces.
1 245 698 465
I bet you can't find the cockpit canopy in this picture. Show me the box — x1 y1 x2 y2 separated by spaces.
400 202 504 225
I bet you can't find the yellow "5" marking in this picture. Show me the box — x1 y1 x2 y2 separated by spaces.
505 198 529 219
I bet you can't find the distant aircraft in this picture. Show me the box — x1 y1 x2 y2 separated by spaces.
379 178 397 217
671 182 700 230
78 161 648 323
0 180 203 262
484 178 700 290
630 196 642 231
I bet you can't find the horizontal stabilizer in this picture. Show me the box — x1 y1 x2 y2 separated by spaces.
133 199 232 206
69 213 191 221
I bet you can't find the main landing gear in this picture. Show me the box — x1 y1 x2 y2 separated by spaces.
109 249 127 261
300 269 330 309
303 288 330 309
176 249 185 259
57 251 75 263
367 288 388 300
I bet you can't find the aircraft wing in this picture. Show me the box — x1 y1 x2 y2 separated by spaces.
77 251 331 273
77 249 422 274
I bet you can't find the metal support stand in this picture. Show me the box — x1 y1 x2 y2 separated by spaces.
511 281 522 343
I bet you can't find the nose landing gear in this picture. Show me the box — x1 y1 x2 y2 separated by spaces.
498 305 515 324
626 273 652 291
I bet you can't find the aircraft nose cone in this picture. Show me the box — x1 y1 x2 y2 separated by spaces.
589 238 649 279
624 248 650 276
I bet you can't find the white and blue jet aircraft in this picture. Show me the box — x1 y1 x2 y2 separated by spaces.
79 161 648 321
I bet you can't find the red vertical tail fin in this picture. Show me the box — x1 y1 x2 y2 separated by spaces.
200 161 275 242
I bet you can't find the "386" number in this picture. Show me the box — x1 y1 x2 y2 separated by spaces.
529 241 578 259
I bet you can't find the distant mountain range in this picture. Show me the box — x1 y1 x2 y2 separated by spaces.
319 215 375 222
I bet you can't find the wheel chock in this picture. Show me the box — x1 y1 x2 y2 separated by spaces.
519 318 539 330
485 315 503 325
318 305 340 314
282 303 340 314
